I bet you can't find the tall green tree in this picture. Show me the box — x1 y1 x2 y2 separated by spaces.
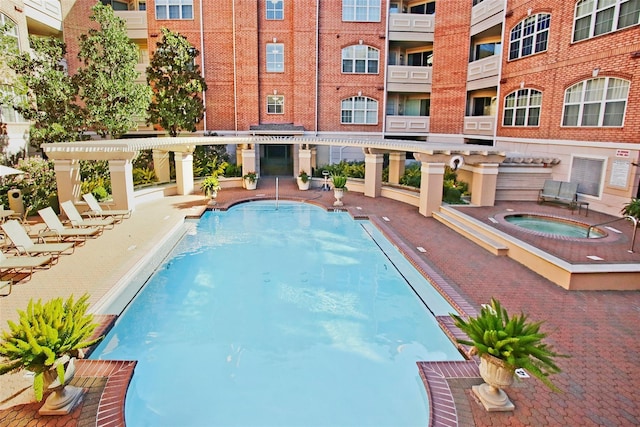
6 37 86 147
146 28 207 137
74 3 151 139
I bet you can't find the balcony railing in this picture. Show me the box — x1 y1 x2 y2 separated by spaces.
387 65 432 84
385 116 430 133
467 55 500 82
471 0 505 27
114 11 148 39
388 13 435 41
24 0 62 33
463 116 495 136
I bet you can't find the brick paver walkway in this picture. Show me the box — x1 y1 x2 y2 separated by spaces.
1 177 639 426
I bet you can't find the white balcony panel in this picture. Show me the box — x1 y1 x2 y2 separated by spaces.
389 13 435 33
387 65 432 84
25 0 62 32
385 116 430 133
114 11 148 39
467 56 500 81
387 82 431 92
471 0 505 27
464 116 495 136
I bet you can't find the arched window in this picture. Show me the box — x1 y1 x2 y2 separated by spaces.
341 45 379 74
508 13 550 60
502 89 542 126
573 0 640 42
341 96 378 124
562 77 629 127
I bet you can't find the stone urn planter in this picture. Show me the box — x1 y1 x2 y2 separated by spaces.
333 188 345 206
243 172 258 190
473 353 515 411
39 356 85 415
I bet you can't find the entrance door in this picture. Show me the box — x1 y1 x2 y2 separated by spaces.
260 144 292 176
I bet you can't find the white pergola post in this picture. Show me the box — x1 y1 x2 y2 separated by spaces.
388 152 406 185
298 148 312 177
174 152 194 195
152 149 171 183
242 147 257 177
109 159 135 210
364 152 384 198
418 162 446 217
470 163 500 206
53 159 82 207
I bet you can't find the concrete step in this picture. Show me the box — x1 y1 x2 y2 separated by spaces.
433 208 509 256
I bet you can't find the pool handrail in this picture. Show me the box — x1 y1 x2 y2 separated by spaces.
586 215 638 252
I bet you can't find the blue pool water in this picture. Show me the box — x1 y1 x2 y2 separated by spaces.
505 214 604 238
91 201 463 426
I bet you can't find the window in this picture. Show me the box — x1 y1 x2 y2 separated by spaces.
343 0 381 22
471 97 496 116
562 77 629 127
341 96 378 124
408 50 433 66
570 157 605 197
409 1 435 14
508 13 550 60
0 13 19 51
472 42 501 61
267 95 284 114
503 89 542 126
155 0 193 20
266 43 284 72
342 45 379 73
573 0 640 42
266 0 284 20
0 86 27 123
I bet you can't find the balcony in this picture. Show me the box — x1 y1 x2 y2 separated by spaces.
387 65 432 92
385 116 430 133
463 116 495 136
471 0 505 35
388 13 435 42
24 0 62 35
467 56 500 90
114 11 148 39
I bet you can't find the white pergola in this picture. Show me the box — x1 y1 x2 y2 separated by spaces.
42 136 506 217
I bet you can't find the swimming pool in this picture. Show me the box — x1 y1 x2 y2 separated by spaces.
504 213 605 238
91 201 463 426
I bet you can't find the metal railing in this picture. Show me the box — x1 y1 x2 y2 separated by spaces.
587 215 639 253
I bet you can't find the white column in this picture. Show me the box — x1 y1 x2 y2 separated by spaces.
174 152 194 195
470 163 500 206
418 162 445 217
53 159 82 206
152 149 171 183
298 148 312 177
388 152 406 184
364 152 384 198
109 159 135 211
242 147 257 177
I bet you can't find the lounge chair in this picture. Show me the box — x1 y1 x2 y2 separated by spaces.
0 280 12 296
82 193 131 222
1 220 75 260
0 251 52 281
61 200 115 230
38 207 102 241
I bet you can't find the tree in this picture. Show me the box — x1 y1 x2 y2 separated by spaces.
74 3 151 139
146 28 207 137
6 36 86 147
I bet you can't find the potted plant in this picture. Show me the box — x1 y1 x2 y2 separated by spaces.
621 198 640 220
450 298 567 411
0 294 103 413
331 175 348 206
200 175 221 200
297 170 310 190
243 171 258 190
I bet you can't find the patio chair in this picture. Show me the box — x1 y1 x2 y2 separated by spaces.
0 280 12 296
61 200 115 230
82 193 131 222
38 207 102 241
1 220 75 260
0 251 52 281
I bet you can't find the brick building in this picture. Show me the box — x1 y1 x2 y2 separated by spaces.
2 0 639 213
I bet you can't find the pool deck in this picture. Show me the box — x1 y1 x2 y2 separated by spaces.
1 177 639 426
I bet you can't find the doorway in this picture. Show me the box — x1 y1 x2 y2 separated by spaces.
260 144 292 176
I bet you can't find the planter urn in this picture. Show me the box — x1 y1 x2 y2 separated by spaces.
333 188 345 206
472 353 515 412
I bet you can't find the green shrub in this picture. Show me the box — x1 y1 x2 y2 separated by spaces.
133 167 158 186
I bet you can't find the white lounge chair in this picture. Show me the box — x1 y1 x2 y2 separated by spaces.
38 207 102 241
0 280 12 296
61 200 115 230
0 251 52 281
82 193 131 222
1 220 75 260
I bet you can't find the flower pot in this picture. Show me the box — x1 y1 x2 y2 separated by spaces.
39 357 86 415
472 353 515 412
297 177 310 190
333 188 345 206
244 178 257 190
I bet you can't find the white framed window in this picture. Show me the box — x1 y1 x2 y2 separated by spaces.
343 0 381 22
1 13 19 51
508 13 550 60
409 1 435 14
341 96 378 124
155 0 193 20
341 45 379 74
266 43 284 72
562 77 629 127
570 156 605 197
267 95 284 114
0 86 27 123
502 89 542 126
266 0 284 20
573 0 640 42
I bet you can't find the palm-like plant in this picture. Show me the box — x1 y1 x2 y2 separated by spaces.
331 175 348 190
0 294 103 401
450 298 568 391
621 198 640 220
